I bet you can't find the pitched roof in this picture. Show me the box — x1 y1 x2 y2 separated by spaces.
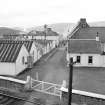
70 19 105 42
22 41 33 52
0 42 23 62
35 30 59 36
35 39 51 46
71 27 105 42
0 39 33 52
68 39 102 54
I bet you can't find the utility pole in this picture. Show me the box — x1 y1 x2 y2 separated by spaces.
68 57 73 105
44 24 47 53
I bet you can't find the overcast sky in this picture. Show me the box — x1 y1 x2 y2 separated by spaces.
0 0 105 28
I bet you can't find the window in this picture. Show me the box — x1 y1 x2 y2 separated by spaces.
22 56 25 64
77 56 81 63
88 56 93 64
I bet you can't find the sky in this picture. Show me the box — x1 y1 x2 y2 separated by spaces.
0 0 105 28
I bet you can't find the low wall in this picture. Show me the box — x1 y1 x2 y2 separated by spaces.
61 89 105 105
0 76 26 92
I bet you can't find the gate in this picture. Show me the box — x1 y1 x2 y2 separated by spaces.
31 78 62 97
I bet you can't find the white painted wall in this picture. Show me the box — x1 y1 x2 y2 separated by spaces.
15 45 29 75
0 63 15 75
30 42 38 63
67 53 105 67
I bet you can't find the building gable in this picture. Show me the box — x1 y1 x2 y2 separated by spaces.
70 18 105 43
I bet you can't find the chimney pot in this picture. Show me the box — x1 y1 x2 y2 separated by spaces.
96 32 99 41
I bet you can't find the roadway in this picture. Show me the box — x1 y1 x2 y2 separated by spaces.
18 47 69 85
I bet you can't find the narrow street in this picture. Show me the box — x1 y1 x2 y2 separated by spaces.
18 47 69 85
18 47 70 105
34 47 69 84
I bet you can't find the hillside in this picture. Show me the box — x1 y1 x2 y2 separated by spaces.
89 21 105 27
29 22 105 37
28 23 75 36
0 27 21 36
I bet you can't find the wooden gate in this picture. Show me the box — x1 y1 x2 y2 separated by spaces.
31 78 62 97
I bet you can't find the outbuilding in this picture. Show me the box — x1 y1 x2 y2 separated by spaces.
0 42 29 75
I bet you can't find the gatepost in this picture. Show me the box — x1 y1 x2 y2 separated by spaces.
24 75 32 91
60 80 68 105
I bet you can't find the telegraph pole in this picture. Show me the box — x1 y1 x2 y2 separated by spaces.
44 24 47 53
68 57 73 105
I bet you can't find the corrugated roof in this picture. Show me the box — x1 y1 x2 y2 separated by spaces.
68 39 102 54
0 42 23 62
22 41 33 52
0 39 33 52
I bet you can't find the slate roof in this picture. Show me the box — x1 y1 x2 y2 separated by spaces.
71 27 105 42
68 39 102 54
0 42 23 62
70 19 105 42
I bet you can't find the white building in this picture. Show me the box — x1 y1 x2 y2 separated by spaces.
0 42 29 76
35 39 55 55
22 40 38 63
67 39 105 67
27 28 59 47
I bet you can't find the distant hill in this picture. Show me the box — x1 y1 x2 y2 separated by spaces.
0 27 21 36
28 23 75 37
89 21 105 27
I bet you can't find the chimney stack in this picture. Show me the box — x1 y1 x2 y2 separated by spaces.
96 32 99 41
79 18 89 28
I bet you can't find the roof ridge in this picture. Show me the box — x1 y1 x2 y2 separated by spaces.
69 39 96 40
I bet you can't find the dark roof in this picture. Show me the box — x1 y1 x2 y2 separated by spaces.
35 39 51 46
0 42 23 62
0 39 33 52
68 39 102 54
71 27 105 42
35 30 59 36
70 19 105 42
22 41 33 52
